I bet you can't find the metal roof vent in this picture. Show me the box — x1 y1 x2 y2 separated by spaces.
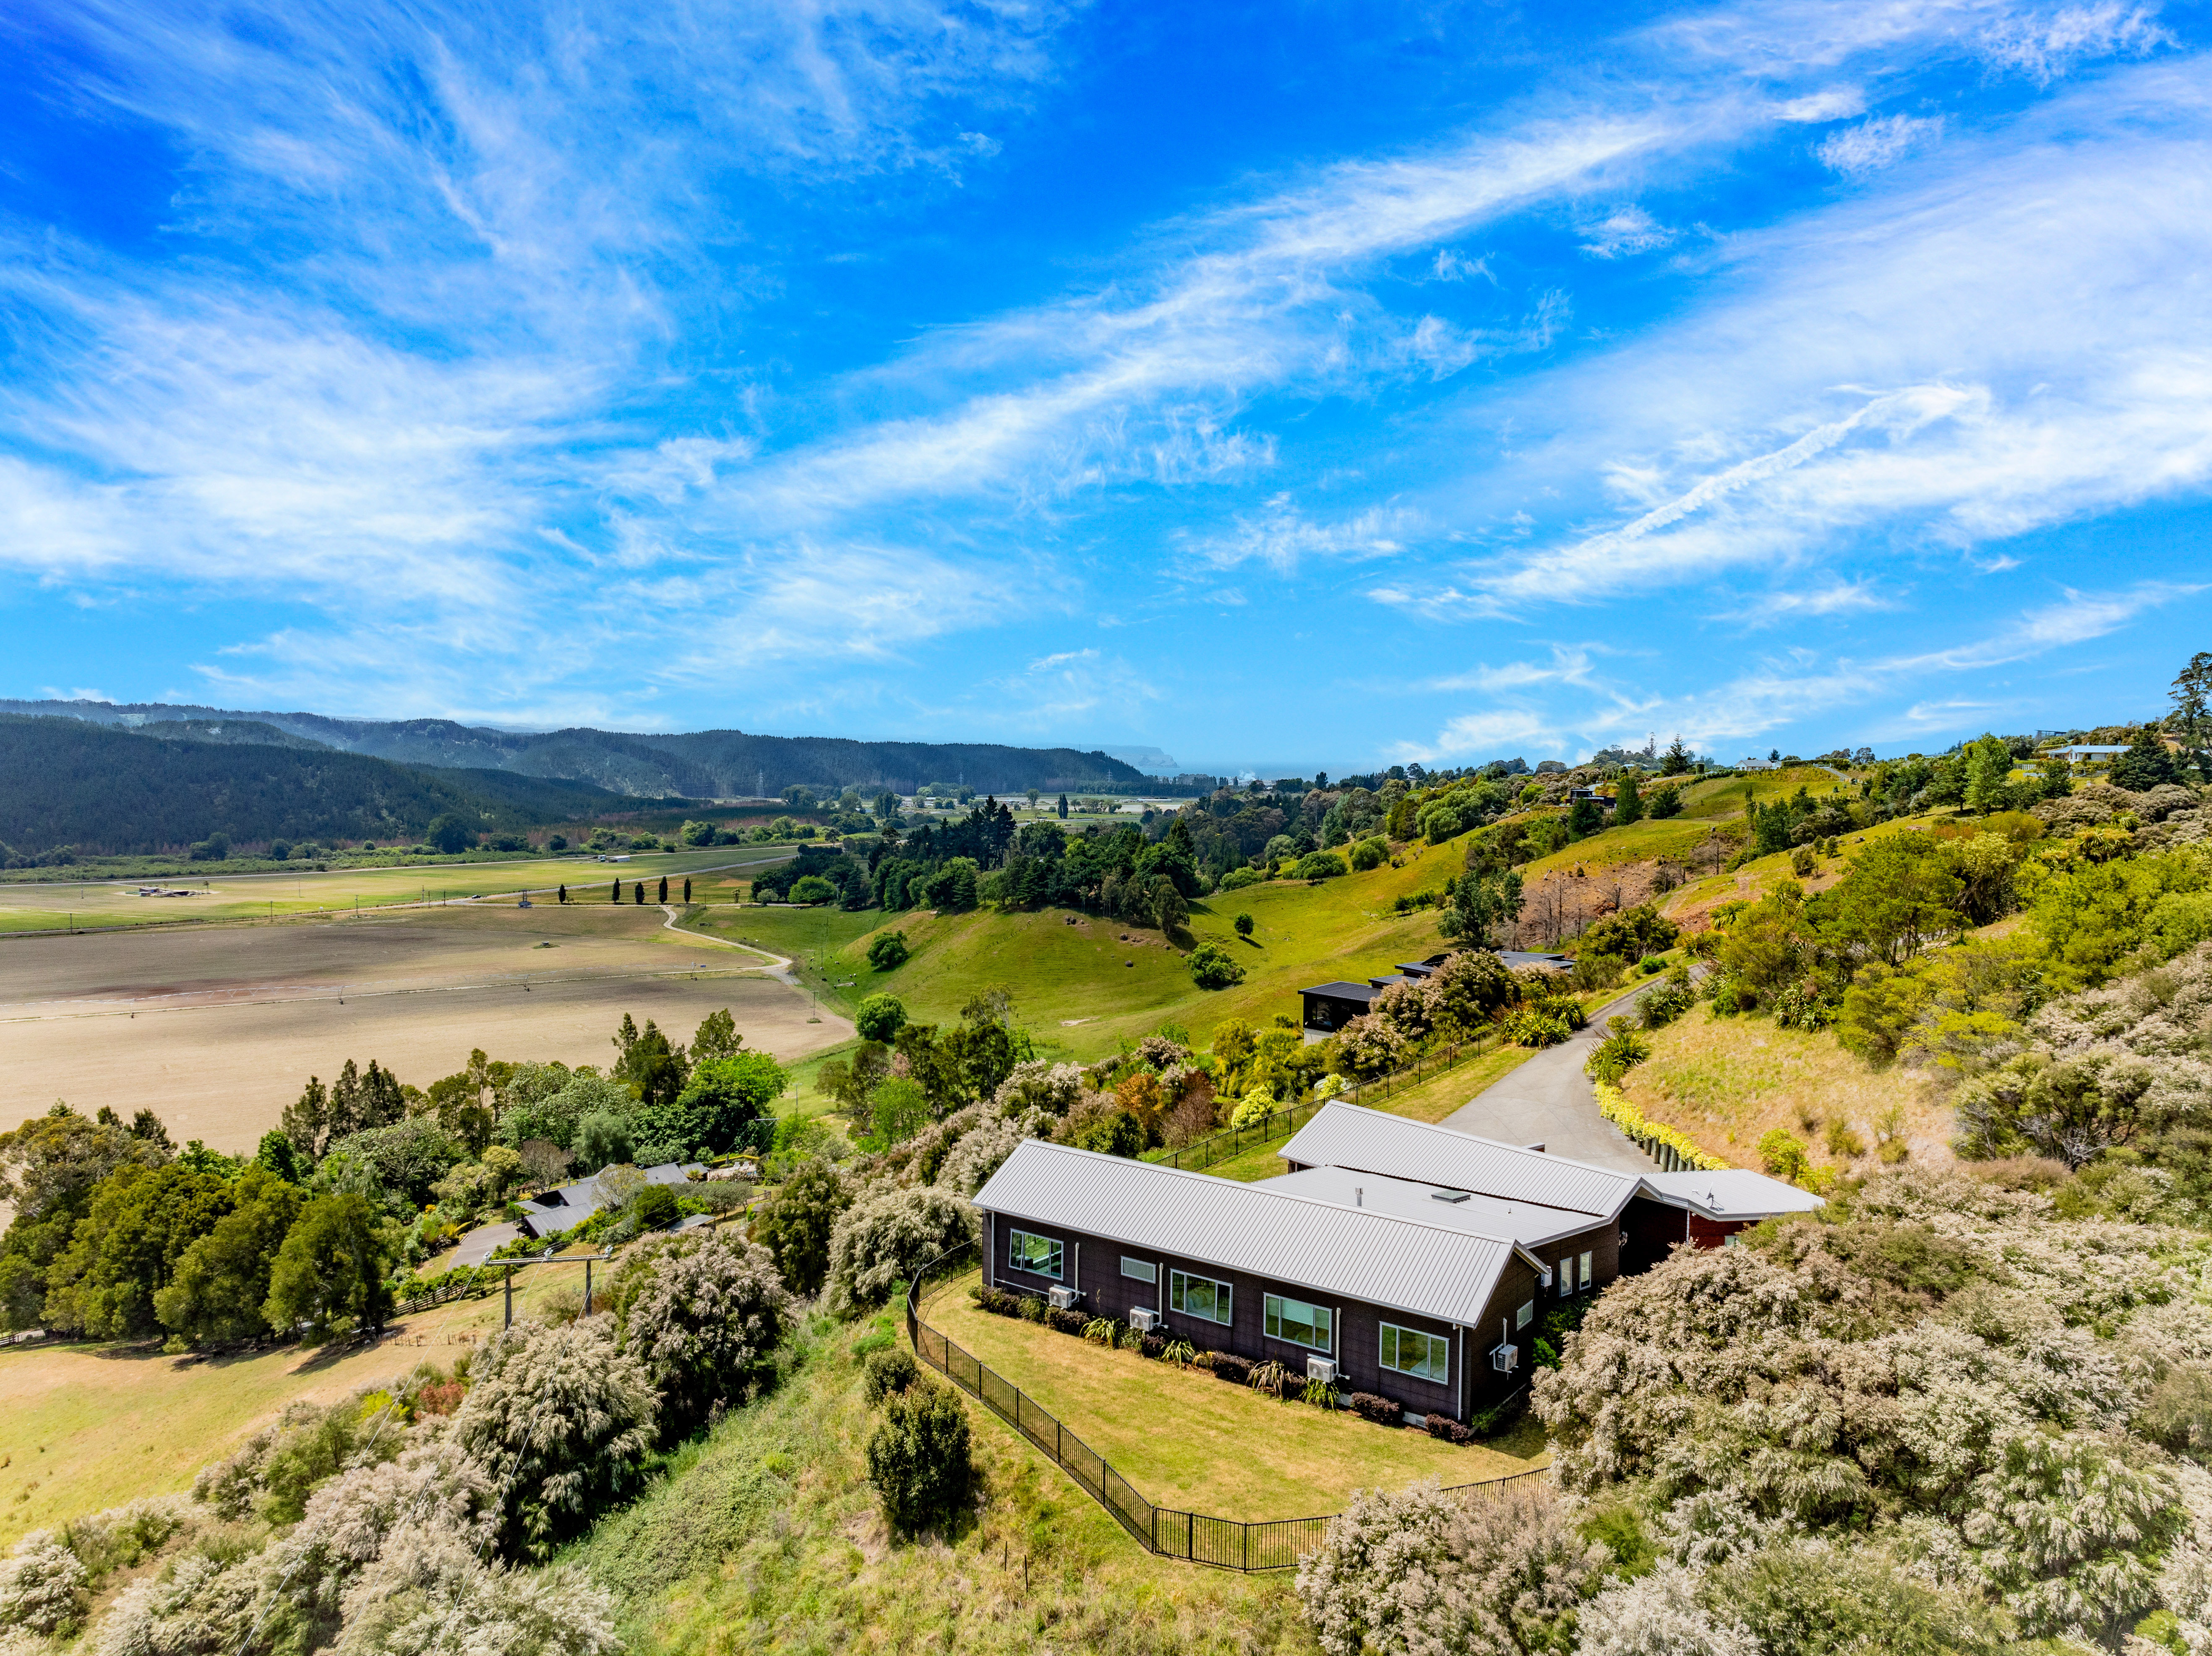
1431 1189 1471 1205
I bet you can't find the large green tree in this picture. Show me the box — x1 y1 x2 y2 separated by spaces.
43 1161 235 1338
611 1015 689 1108
262 1193 393 1344
153 1166 307 1346
637 1053 787 1160
2170 651 2212 779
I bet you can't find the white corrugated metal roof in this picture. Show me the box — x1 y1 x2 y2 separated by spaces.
972 1139 1515 1328
1278 1102 1641 1218
1638 1170 1824 1219
1268 1165 1600 1247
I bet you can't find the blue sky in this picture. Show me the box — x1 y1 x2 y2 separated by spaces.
3 0 2209 774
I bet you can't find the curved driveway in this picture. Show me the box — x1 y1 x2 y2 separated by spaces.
1438 978 1669 1174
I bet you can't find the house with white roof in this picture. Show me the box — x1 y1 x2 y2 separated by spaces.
969 1101 1818 1426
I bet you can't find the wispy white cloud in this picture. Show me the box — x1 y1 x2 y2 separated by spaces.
1818 112 1945 176
1399 583 2193 764
1978 2 2176 83
1580 206 1677 259
1188 497 1427 572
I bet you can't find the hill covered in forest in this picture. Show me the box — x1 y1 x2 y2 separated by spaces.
0 715 642 858
0 698 1152 799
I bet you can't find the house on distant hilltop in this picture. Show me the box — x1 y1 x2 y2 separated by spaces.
1297 952 1571 1042
970 1101 1817 1427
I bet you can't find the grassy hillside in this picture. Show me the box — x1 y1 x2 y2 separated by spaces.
684 836 1479 1064
578 1310 1312 1656
0 715 641 857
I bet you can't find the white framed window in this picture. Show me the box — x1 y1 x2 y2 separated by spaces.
1556 1259 1574 1294
1121 1256 1156 1284
1264 1293 1333 1351
1007 1229 1062 1280
1516 1299 1533 1329
1169 1269 1231 1325
1379 1322 1448 1383
1579 1250 1593 1289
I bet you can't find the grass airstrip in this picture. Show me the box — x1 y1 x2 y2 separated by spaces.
0 846 793 936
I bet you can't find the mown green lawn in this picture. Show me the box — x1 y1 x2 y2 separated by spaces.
923 1274 1542 1518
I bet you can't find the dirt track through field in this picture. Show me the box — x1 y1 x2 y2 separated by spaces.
0 906 851 1153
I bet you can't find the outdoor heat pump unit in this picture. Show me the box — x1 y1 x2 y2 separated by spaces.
1047 1285 1081 1310
1490 1342 1521 1373
1128 1307 1161 1332
1306 1357 1338 1385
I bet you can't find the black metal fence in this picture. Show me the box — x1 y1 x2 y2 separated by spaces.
905 1247 1544 1570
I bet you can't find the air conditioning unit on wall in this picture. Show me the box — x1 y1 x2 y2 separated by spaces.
1306 1357 1337 1385
1490 1342 1520 1373
1047 1285 1081 1310
1128 1307 1160 1332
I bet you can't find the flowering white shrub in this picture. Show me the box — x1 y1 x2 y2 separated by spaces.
1532 1163 2212 1639
934 1107 1050 1198
453 1318 655 1560
329 1524 619 1656
1577 1562 1759 1656
823 1183 976 1316
989 1060 1088 1118
1294 1479 1602 1656
614 1231 792 1432
1333 1013 1406 1080
0 1531 88 1637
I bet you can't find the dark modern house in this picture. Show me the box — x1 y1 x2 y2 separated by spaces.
969 1102 1820 1425
1297 951 1572 1041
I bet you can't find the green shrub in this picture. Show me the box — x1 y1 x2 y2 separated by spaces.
1823 1119 1866 1159
1640 967 1697 1029
1302 1375 1340 1408
1082 1317 1118 1345
1219 867 1262 890
630 1183 681 1230
1503 1009 1572 1048
1586 1019 1652 1085
1017 1294 1046 1323
865 1379 973 1535
866 932 910 971
861 1346 920 1406
1292 851 1348 882
853 993 908 1043
1249 1359 1291 1398
1188 941 1246 989
1349 837 1387 872
1757 1128 1812 1183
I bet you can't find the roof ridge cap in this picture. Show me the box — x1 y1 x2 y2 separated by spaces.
998 1139 1518 1248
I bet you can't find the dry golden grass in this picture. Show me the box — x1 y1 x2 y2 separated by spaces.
1617 1004 1947 1172
0 1262 592 1545
0 905 848 1154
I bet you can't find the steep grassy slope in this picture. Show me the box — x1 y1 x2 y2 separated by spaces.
578 1312 1311 1656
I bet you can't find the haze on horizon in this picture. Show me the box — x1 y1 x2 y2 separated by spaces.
3 0 2209 774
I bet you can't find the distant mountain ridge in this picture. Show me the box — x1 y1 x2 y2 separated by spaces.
0 715 639 858
0 699 1151 797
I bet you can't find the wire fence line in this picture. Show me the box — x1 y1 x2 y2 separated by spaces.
904 1245 1545 1570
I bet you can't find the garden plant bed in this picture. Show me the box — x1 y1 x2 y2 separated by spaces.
922 1272 1542 1516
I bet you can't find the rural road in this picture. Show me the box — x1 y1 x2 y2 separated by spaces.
1439 977 1673 1174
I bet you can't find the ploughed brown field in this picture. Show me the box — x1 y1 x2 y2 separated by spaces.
0 904 850 1153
